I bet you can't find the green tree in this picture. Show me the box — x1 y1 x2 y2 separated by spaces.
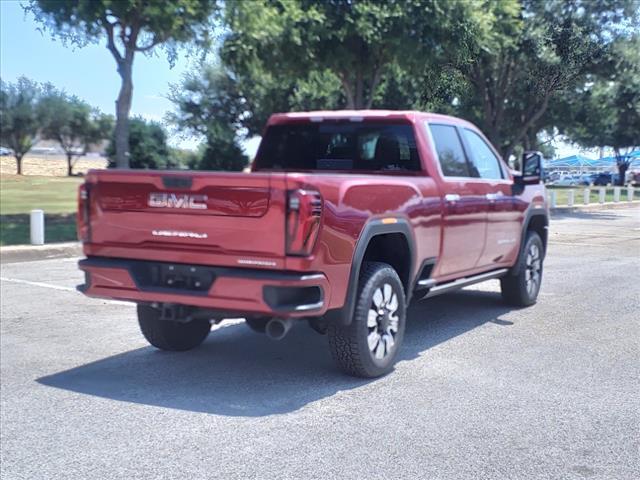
28 0 216 169
221 0 482 117
167 64 247 170
106 117 172 169
40 87 113 176
0 77 43 175
193 138 247 172
452 0 639 160
168 146 199 169
559 37 640 185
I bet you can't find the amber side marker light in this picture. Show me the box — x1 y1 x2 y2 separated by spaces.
381 218 398 224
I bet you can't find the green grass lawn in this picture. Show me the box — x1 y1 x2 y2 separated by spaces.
547 186 635 206
0 175 82 214
0 175 82 245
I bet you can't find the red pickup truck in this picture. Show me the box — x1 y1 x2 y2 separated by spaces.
77 110 548 378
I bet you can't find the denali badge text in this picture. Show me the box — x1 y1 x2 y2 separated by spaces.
148 192 208 210
152 230 208 239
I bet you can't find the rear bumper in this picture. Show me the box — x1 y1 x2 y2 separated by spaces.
78 257 330 318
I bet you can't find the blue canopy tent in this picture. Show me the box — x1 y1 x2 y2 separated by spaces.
594 151 640 169
548 151 640 171
546 155 602 170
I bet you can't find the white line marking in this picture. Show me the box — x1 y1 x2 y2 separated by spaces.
0 278 252 321
0 277 130 306
1 276 76 292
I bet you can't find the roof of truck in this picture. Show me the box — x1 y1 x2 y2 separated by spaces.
268 110 474 128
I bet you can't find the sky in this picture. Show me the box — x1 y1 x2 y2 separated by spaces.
0 0 207 149
0 0 594 159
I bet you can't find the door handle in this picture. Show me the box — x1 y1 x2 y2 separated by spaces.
445 194 461 202
485 192 503 201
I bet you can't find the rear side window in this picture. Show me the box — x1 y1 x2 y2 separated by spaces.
462 129 504 179
254 122 421 172
428 124 470 177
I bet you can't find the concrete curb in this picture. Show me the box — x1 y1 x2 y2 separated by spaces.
0 242 82 264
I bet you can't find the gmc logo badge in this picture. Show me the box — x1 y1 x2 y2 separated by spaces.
148 192 208 210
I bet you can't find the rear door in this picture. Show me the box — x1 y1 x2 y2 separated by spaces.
427 123 489 277
460 127 521 267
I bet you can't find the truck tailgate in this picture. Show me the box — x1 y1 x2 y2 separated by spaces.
83 170 287 266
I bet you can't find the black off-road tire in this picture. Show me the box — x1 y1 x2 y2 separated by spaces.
501 231 544 307
137 305 211 351
327 262 407 378
245 317 272 333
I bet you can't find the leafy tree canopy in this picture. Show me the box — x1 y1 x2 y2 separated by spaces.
555 35 640 183
166 0 640 171
106 117 172 170
167 63 248 171
448 0 639 160
0 77 43 175
221 0 490 126
39 86 113 175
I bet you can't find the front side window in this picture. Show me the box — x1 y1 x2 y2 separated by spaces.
428 123 470 177
255 122 421 172
462 129 504 179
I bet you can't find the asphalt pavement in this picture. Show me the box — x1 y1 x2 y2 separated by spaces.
1 207 639 479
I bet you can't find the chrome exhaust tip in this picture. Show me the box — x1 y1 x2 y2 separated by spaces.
265 318 294 341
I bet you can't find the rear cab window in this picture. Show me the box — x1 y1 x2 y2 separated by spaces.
254 121 422 173
427 123 470 177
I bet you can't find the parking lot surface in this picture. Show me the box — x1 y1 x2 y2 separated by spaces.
1 207 639 479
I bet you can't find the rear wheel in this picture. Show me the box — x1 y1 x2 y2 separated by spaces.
501 231 544 306
137 305 211 351
328 262 406 378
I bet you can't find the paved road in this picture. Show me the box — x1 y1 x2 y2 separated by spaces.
1 207 639 480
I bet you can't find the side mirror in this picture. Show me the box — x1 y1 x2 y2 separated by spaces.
512 151 542 195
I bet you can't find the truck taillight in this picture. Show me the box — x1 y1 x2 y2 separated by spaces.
286 189 322 256
77 183 91 242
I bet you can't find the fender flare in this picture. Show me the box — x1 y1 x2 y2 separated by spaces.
324 218 416 326
510 208 549 276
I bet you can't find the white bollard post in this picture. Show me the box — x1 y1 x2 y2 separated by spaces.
583 188 590 205
30 209 45 245
567 190 574 207
629 187 634 202
549 190 557 208
613 187 620 203
599 188 606 204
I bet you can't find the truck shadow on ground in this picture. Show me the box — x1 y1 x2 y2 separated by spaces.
38 289 515 417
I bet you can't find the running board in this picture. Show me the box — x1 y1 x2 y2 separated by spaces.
421 268 508 299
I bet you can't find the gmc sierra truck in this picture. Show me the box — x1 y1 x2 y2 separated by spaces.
77 110 548 378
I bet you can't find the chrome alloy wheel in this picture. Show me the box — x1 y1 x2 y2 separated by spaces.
367 283 399 360
525 243 542 297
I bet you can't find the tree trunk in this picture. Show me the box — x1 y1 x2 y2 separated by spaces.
614 148 628 186
354 69 364 109
15 154 23 175
66 153 74 176
617 163 628 186
114 60 134 169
